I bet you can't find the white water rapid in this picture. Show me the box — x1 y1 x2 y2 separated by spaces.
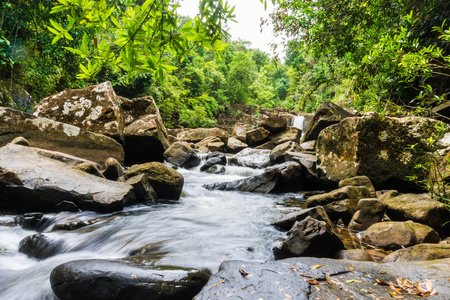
0 164 297 299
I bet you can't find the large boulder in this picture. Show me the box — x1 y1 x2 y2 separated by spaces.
177 128 229 144
261 116 287 133
226 137 248 153
124 162 184 200
194 258 450 300
229 148 270 169
348 198 386 231
383 243 450 262
245 127 270 147
0 107 124 164
270 127 302 146
18 233 65 259
35 81 124 140
163 141 200 169
50 259 211 300
34 83 170 164
0 80 36 113
0 144 135 212
316 113 444 190
301 101 353 143
272 206 336 232
380 193 450 233
273 216 345 259
204 162 304 194
231 122 248 142
361 221 440 250
269 141 302 165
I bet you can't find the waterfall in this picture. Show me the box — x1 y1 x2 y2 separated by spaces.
290 116 305 138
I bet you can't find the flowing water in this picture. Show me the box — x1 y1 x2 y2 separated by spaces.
290 115 306 138
0 164 299 299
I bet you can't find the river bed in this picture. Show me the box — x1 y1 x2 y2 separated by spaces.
0 165 297 299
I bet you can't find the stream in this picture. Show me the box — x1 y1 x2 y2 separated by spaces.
0 164 300 299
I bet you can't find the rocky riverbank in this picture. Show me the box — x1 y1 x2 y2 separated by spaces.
1 82 449 299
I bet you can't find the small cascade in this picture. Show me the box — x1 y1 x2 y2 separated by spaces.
290 115 305 137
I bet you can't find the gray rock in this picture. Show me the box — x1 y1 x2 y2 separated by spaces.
269 141 302 165
272 206 336 232
226 137 248 153
126 174 158 203
229 148 270 169
19 234 65 259
163 141 200 169
270 127 302 146
50 259 211 300
194 258 450 300
72 162 105 178
349 198 386 231
0 144 135 212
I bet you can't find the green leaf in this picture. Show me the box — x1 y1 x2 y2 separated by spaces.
50 19 64 31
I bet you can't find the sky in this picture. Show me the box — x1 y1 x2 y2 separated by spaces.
177 0 284 58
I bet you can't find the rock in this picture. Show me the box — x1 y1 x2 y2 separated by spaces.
348 198 387 231
0 80 36 113
195 137 222 152
35 81 124 140
124 162 184 200
101 158 124 181
273 216 345 259
300 140 316 151
203 165 225 174
254 140 275 150
339 176 376 198
0 107 124 164
261 116 287 133
306 186 371 207
231 122 248 142
123 115 169 164
15 213 51 232
205 152 227 165
269 141 302 165
10 136 29 146
18 234 65 259
177 128 229 144
50 259 211 300
126 174 158 203
205 141 225 153
301 101 354 143
163 141 200 169
226 137 248 153
381 193 450 234
334 249 374 261
271 206 336 232
362 221 440 250
383 243 450 262
316 113 443 190
229 148 270 169
323 199 360 224
32 148 101 167
246 127 270 147
0 144 135 212
204 162 304 194
270 127 302 146
54 201 80 212
52 218 102 231
200 157 225 172
72 162 105 178
194 257 450 300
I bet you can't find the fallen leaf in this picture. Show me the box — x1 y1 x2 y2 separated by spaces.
290 266 298 271
326 275 341 286
213 278 226 287
299 273 314 278
380 271 386 274
239 268 249 277
389 292 405 298
314 285 321 291
284 293 293 299
312 264 323 269
348 266 355 271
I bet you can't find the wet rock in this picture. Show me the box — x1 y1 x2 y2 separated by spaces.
72 162 105 178
0 144 135 213
126 174 158 203
177 128 229 144
101 158 124 181
226 137 248 153
348 198 386 231
124 162 184 200
52 218 103 231
335 249 374 261
194 258 450 300
50 259 211 300
362 221 440 250
0 107 124 164
270 127 302 146
272 206 336 232
231 122 248 142
205 152 227 165
273 216 345 259
204 162 304 194
18 234 65 259
269 141 302 165
10 136 29 146
246 127 270 147
200 157 225 173
229 148 270 169
301 101 354 143
203 165 225 174
54 201 79 212
300 140 316 151
163 141 200 169
383 243 450 262
339 176 376 198
381 193 450 234
15 213 51 232
261 116 287 133
316 113 444 190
